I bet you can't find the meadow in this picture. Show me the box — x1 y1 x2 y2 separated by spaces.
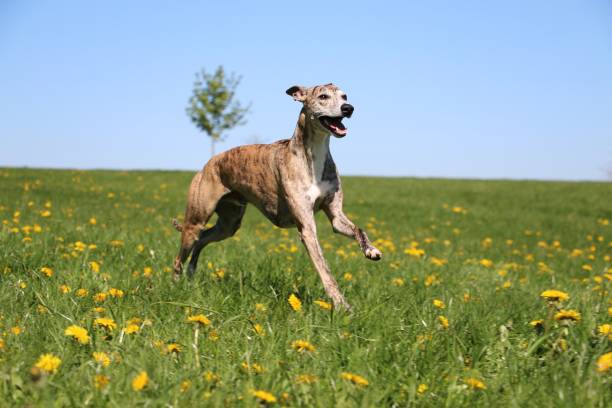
0 167 610 407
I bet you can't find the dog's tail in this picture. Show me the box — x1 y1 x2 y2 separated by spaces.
171 218 183 232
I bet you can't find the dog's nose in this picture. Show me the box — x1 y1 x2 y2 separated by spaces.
341 103 354 117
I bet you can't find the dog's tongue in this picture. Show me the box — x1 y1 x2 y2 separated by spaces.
331 125 347 135
329 120 347 135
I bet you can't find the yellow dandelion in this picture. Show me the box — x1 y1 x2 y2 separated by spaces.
433 299 445 309
123 324 140 334
554 310 581 322
314 299 332 310
93 292 107 302
392 277 405 286
464 377 486 390
404 246 425 258
89 217 97 225
479 259 493 268
94 317 117 331
253 323 265 336
64 325 90 344
186 314 211 326
166 343 181 354
75 288 89 297
132 371 149 391
241 362 265 373
596 352 612 373
343 272 353 281
108 288 124 298
295 374 318 384
92 351 111 367
438 315 449 329
35 353 61 374
89 261 100 273
341 372 369 387
255 303 267 312
203 371 220 383
59 284 71 294
530 319 544 329
180 379 191 392
540 290 569 302
417 383 428 394
251 389 277 404
291 340 316 353
597 324 612 339
40 267 53 277
288 294 302 312
94 374 110 389
10 326 22 335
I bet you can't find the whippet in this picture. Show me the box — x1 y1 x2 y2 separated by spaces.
172 83 382 309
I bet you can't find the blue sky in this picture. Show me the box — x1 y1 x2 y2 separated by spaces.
1 1 611 180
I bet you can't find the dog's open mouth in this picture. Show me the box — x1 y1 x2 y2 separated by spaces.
319 116 347 137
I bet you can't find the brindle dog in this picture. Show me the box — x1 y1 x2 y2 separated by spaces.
173 83 382 309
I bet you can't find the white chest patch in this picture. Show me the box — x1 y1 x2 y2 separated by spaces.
306 181 334 203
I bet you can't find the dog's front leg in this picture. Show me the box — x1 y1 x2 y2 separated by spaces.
323 192 382 260
295 215 351 310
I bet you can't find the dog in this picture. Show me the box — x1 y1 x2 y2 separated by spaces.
172 83 382 309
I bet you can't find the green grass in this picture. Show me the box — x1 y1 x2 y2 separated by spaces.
0 167 610 407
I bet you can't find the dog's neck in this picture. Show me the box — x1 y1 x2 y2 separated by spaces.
290 109 331 182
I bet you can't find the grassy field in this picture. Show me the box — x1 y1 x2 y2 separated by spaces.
0 167 610 407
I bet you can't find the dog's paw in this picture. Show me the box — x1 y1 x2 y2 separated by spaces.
365 247 382 261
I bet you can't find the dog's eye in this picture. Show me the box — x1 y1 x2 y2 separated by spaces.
318 94 330 100
341 94 347 101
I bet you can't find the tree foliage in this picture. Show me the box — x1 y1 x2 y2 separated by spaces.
186 66 250 155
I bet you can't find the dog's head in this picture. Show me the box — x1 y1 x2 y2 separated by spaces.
286 83 354 138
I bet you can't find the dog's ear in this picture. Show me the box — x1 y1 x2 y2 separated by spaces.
286 85 307 102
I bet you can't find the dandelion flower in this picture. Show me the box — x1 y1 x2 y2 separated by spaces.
530 319 544 329
313 300 332 310
479 259 493 268
35 353 61 374
598 324 612 339
438 316 449 329
94 374 110 389
340 372 369 387
166 343 181 354
40 267 53 277
186 314 211 326
291 340 316 353
123 324 140 334
253 323 265 336
554 310 581 322
251 389 277 404
417 383 428 394
132 371 149 391
392 277 405 286
64 325 90 344
108 288 124 298
433 299 445 309
94 317 117 331
596 352 612 373
540 290 569 302
241 362 264 373
92 351 111 367
75 288 89 297
295 374 318 384
288 294 302 312
89 261 100 273
464 377 486 390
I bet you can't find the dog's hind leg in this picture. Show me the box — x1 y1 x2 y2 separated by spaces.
186 198 246 277
322 191 382 261
173 171 227 280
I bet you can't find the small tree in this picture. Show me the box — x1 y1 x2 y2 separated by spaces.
186 66 251 156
